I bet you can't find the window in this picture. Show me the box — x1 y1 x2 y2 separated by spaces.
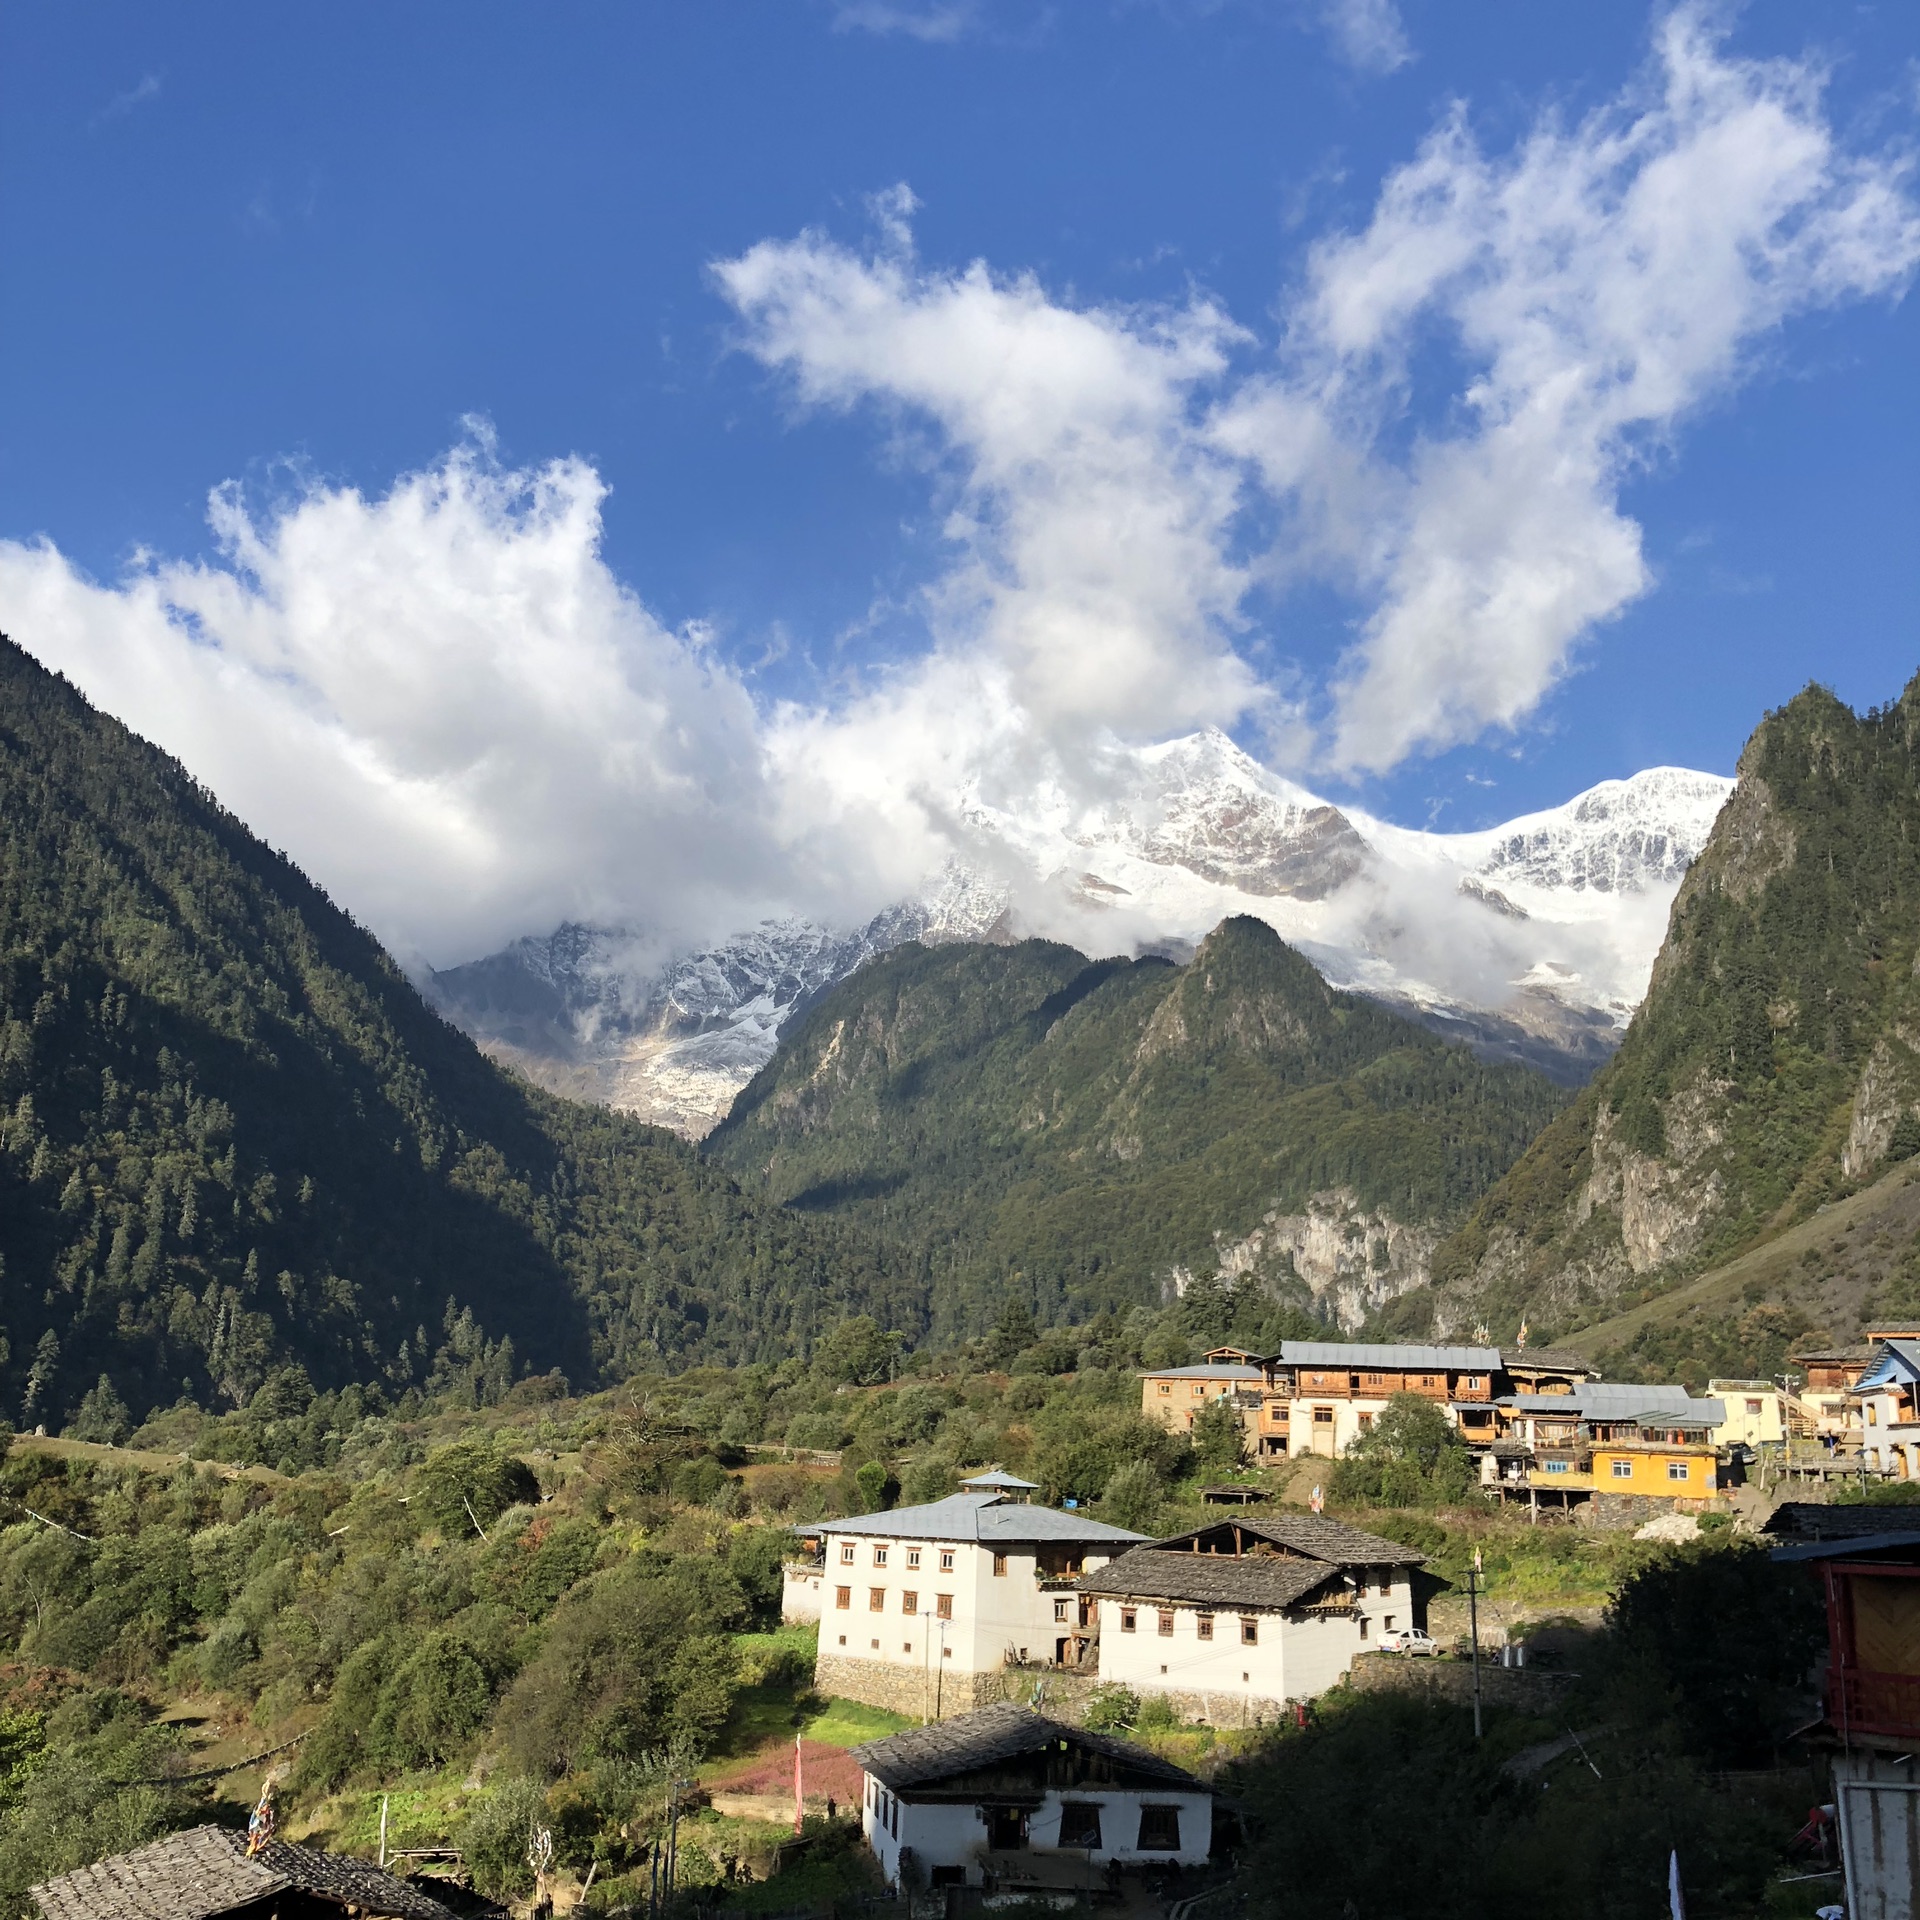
870 1588 886 1611
987 1808 1028 1851
1240 1616 1259 1645
992 1554 1009 1577
1157 1610 1175 1637
1057 1803 1103 1850
871 1637 880 1649
1611 1460 1633 1479
903 1642 913 1653
939 1550 955 1572
835 1587 852 1610
1313 1405 1334 1425
873 1546 888 1566
936 1594 952 1620
1055 1599 1069 1622
1357 1412 1373 1432
1121 1608 1137 1633
1464 1376 1481 1390
1196 1614 1213 1641
1136 1807 1182 1852
840 1544 856 1564
902 1590 918 1614
838 1634 846 1645
1192 1384 1205 1397
1384 1616 1395 1631
907 1548 921 1569
941 1647 952 1658
1377 1574 1392 1598
1746 1399 1763 1416
1667 1461 1691 1481
1542 1460 1569 1474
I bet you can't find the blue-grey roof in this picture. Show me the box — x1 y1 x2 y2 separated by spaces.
1857 1340 1920 1391
1502 1384 1696 1415
961 1470 1040 1490
818 1493 1147 1546
1281 1342 1500 1370
1138 1364 1264 1381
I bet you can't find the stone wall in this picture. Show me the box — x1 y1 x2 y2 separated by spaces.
1348 1651 1578 1710
1584 1492 1719 1531
812 1652 1004 1721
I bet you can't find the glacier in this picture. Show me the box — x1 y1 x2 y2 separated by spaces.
427 734 1732 1135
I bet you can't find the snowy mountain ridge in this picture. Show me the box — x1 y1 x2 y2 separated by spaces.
427 735 1732 1135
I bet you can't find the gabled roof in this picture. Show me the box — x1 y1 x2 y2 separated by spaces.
1502 1383 1697 1417
1164 1512 1422 1564
818 1492 1146 1546
961 1470 1040 1491
1281 1341 1500 1371
854 1703 1201 1794
30 1824 460 1920
1764 1501 1920 1543
1076 1545 1342 1612
1856 1340 1920 1392
1500 1348 1598 1374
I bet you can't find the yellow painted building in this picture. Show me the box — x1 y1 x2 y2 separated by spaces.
1707 1379 1790 1448
1586 1440 1721 1499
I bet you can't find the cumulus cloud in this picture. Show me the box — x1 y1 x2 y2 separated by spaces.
0 444 807 965
831 1 979 43
1266 5 1920 770
3 6 1915 973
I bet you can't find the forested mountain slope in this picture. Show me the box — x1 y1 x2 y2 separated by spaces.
705 917 1567 1339
0 637 915 1427
1421 674 1920 1354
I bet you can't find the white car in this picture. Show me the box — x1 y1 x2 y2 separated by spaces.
1376 1627 1439 1657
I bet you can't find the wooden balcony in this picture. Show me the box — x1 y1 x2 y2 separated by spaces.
1831 1666 1920 1739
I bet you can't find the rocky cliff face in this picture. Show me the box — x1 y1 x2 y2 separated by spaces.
1420 675 1920 1346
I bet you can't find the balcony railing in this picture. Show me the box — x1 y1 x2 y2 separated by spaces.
1831 1666 1920 1739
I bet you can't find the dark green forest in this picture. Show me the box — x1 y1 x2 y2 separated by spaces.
1434 672 1920 1338
0 637 921 1430
707 918 1568 1338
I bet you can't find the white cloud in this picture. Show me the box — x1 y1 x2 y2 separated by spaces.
1317 0 1412 76
832 1 979 43
1262 4 1920 770
3 6 1915 976
90 72 162 128
0 443 807 966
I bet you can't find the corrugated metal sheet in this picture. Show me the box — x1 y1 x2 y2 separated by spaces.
1280 1342 1500 1370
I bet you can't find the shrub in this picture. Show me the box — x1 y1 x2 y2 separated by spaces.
1081 1685 1139 1732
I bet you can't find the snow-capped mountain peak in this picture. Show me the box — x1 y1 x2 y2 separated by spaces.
429 738 1734 1134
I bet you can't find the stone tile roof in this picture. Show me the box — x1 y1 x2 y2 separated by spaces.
1135 1364 1265 1381
1764 1502 1920 1543
817 1493 1146 1546
1172 1512 1425 1566
1498 1348 1597 1372
1075 1546 1339 1611
853 1703 1201 1793
30 1824 461 1920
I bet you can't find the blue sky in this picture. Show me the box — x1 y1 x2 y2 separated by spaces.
2 2 1916 962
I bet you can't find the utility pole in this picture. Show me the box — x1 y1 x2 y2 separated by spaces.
1467 1548 1484 1740
377 1794 388 1870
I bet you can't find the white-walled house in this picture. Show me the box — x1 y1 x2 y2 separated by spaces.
1078 1514 1426 1722
786 1485 1146 1718
1855 1339 1920 1477
855 1703 1212 1890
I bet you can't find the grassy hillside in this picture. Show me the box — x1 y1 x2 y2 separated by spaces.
707 917 1567 1338
0 636 917 1427
1419 672 1920 1364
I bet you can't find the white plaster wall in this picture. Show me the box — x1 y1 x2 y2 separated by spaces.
821 1532 1123 1685
864 1778 1211 1884
782 1565 824 1624
1093 1584 1411 1706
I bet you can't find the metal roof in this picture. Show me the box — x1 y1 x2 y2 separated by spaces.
1281 1342 1500 1370
854 1703 1201 1794
1136 1364 1265 1381
960 1470 1040 1490
1857 1340 1920 1391
817 1492 1147 1546
1502 1384 1696 1415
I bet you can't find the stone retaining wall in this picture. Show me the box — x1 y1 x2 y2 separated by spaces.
1348 1651 1578 1710
811 1652 1005 1720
